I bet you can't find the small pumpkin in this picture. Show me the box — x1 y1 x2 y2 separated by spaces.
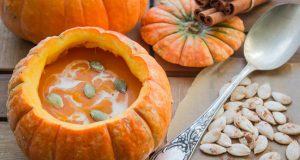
0 0 148 43
7 27 172 160
141 0 245 67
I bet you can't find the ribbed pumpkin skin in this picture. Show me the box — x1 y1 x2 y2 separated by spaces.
0 0 148 43
141 0 245 67
7 27 172 160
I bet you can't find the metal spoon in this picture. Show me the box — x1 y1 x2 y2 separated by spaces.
149 4 300 160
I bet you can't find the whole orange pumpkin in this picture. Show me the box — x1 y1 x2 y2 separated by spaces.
141 0 245 67
7 27 172 160
0 0 148 43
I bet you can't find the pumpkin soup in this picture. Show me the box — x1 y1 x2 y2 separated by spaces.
38 47 142 124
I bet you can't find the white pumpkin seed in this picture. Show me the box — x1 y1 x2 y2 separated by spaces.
217 133 232 147
223 110 237 124
84 83 96 98
257 83 272 100
208 116 226 131
274 132 292 145
253 126 259 140
89 61 105 72
264 101 287 112
47 93 64 108
241 108 261 122
224 101 243 111
214 107 224 120
255 121 274 140
286 140 300 160
273 112 287 125
201 129 221 144
240 77 252 86
245 83 259 98
230 86 247 101
239 132 256 149
219 83 230 96
232 76 252 86
256 105 276 125
113 79 127 93
199 144 226 155
272 91 292 105
234 115 254 133
242 97 264 110
90 109 109 121
227 144 251 156
259 152 281 160
278 123 300 135
254 135 268 154
223 125 244 138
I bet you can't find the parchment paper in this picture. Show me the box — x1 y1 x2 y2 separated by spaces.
167 58 300 160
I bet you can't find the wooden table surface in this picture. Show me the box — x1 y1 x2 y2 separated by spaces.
1 0 300 159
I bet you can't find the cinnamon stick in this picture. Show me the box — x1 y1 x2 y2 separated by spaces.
225 0 269 15
194 0 269 26
223 5 233 15
194 8 203 21
215 0 230 12
195 0 210 8
204 12 232 26
196 8 217 22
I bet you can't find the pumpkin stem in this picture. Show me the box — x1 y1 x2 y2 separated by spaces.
187 22 201 34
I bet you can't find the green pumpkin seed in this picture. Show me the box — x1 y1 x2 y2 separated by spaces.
113 79 127 93
90 109 110 121
89 61 104 72
47 93 64 108
84 83 96 98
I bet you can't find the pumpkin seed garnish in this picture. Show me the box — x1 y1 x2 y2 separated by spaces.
90 109 110 121
84 83 96 98
113 79 127 93
47 93 64 108
89 61 104 72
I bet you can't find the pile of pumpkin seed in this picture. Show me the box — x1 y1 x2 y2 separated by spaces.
199 77 300 160
47 60 127 122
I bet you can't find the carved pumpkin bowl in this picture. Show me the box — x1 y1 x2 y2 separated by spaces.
7 27 172 160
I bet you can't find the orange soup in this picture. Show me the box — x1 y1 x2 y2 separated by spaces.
38 47 142 124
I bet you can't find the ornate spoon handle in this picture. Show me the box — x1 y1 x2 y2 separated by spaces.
149 64 255 160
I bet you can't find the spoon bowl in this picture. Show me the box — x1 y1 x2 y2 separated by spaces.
245 4 300 70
